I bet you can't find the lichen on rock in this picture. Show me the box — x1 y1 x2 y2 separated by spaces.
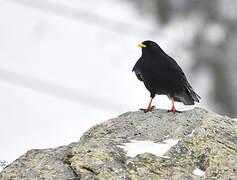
1 108 236 179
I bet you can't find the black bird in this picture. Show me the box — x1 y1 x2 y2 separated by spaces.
132 40 201 113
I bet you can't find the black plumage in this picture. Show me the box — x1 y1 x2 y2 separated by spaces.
132 40 200 112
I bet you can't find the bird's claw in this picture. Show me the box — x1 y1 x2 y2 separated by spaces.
139 105 156 113
167 109 181 113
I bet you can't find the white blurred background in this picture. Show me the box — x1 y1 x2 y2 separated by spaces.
0 0 236 167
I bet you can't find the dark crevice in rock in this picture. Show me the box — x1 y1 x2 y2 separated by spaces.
197 154 210 171
79 165 99 175
62 153 80 179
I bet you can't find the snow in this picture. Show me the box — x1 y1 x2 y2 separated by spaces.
118 139 179 158
193 168 206 176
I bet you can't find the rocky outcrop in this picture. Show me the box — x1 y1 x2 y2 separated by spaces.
1 108 237 179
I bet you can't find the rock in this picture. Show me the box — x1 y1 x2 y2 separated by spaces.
1 108 237 179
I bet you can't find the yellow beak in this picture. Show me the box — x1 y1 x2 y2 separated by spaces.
138 43 146 48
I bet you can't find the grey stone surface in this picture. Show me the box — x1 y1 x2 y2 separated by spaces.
1 108 237 179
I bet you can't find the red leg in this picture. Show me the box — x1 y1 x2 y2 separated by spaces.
172 96 175 113
145 97 153 112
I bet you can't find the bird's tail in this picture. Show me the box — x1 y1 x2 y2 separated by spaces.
183 84 201 105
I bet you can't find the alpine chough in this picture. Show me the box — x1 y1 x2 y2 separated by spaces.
132 40 201 113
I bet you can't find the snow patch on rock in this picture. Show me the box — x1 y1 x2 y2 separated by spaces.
193 168 205 176
118 139 179 158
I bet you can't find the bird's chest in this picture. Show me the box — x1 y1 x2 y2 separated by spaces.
139 62 168 82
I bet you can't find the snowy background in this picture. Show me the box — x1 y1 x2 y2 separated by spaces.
0 0 236 167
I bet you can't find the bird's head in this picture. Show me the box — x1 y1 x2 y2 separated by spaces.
138 40 164 55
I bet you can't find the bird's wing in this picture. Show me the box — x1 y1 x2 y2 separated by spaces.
167 56 201 101
132 58 144 81
176 66 201 101
135 70 143 81
133 66 143 81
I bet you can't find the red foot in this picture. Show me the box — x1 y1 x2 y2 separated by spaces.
171 96 175 113
145 108 151 113
140 106 155 113
145 97 153 113
172 106 175 113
